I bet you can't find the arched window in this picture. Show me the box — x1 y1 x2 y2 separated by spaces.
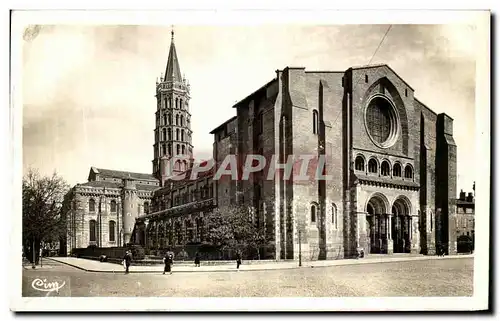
163 114 167 126
332 203 338 229
89 220 97 242
368 159 378 173
167 128 172 140
182 145 186 155
404 165 413 179
381 161 390 176
110 200 117 212
89 199 95 212
175 98 178 109
176 114 179 126
109 220 116 242
393 163 402 177
313 110 319 135
144 202 149 214
162 144 166 156
176 129 179 140
180 115 184 126
355 156 365 171
168 114 172 124
168 143 172 156
181 129 184 141
168 97 172 109
310 204 317 223
176 144 180 155
162 128 166 141
179 99 183 110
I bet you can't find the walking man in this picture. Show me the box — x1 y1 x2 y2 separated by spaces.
123 250 132 274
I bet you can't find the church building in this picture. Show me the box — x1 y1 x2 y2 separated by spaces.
65 31 458 260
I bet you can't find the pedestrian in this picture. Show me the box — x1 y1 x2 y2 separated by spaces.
163 252 173 275
194 252 201 267
236 251 242 270
163 252 170 274
123 250 132 274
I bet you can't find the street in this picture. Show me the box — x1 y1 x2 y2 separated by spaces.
22 257 473 297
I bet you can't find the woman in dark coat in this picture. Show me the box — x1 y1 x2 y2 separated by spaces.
163 252 173 275
194 252 201 267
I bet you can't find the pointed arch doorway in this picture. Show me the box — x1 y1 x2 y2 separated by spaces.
366 194 389 254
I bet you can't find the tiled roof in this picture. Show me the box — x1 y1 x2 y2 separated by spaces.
92 167 157 181
79 181 160 192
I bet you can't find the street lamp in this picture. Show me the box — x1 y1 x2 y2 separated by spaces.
298 230 302 267
144 219 150 250
32 239 36 269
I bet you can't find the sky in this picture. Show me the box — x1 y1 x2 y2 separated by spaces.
21 23 478 194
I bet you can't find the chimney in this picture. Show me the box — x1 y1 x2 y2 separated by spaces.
459 189 466 201
467 192 474 203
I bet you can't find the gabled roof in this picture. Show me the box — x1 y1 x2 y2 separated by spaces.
164 30 182 82
232 78 277 108
349 63 414 91
210 116 237 134
89 167 157 182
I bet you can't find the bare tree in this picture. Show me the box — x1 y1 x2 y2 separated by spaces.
22 168 70 264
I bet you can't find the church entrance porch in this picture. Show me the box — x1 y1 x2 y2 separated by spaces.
365 193 414 255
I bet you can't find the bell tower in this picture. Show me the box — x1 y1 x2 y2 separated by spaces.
152 29 194 186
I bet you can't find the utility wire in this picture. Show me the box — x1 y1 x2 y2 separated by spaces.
328 25 393 129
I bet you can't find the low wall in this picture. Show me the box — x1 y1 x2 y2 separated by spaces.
71 246 131 260
72 244 276 262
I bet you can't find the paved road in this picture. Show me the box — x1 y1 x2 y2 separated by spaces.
22 257 473 297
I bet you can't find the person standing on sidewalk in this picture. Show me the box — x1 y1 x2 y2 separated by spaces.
123 250 132 274
236 251 242 271
194 252 201 267
163 252 173 275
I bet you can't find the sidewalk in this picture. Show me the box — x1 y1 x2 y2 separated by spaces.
47 254 473 274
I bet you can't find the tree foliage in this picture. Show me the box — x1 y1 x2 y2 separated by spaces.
22 168 70 262
204 205 269 258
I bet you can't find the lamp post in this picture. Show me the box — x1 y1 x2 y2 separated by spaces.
298 230 302 267
144 219 150 251
32 239 36 269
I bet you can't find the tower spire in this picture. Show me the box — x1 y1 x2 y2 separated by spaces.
164 25 182 82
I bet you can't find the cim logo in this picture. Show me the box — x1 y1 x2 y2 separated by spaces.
31 278 66 293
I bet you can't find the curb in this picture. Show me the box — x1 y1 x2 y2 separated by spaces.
47 255 473 274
